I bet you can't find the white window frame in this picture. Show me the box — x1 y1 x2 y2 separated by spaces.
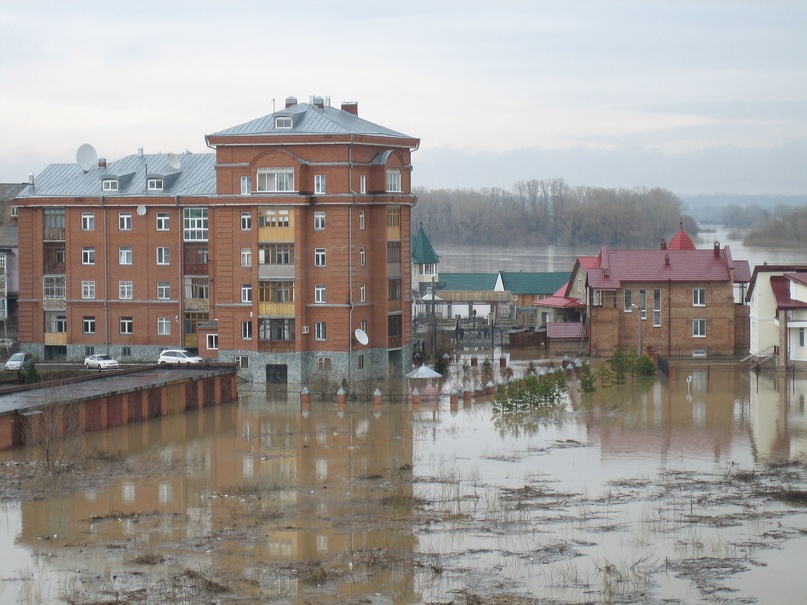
314 211 326 230
386 169 401 192
81 213 94 230
256 168 295 193
241 248 252 267
82 247 95 265
314 248 326 267
241 212 252 230
240 176 251 195
157 316 171 335
275 116 292 129
359 211 365 229
183 208 208 241
147 178 163 191
157 281 170 300
241 284 252 303
82 280 96 300
693 288 706 307
360 283 366 302
102 179 118 191
360 175 366 195
119 213 132 231
156 246 170 265
624 289 632 312
156 212 170 231
119 247 132 265
653 288 661 327
83 316 95 334
315 285 326 304
119 281 133 300
693 318 706 338
314 174 326 195
207 333 218 350
359 247 366 267
120 317 133 334
315 321 326 341
241 321 253 340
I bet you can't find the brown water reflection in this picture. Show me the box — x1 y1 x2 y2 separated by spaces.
3 365 807 604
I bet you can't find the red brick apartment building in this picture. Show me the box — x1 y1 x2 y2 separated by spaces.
566 227 751 357
13 96 419 384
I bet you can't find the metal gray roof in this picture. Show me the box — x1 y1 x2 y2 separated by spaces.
209 102 414 140
16 152 216 198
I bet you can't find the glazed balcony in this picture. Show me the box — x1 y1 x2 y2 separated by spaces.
258 302 295 317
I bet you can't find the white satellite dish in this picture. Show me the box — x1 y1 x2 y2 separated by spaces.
166 153 181 170
136 205 147 216
354 328 369 346
76 143 98 172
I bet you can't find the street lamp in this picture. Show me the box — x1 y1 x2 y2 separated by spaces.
631 304 643 354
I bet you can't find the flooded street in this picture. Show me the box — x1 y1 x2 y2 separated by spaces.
2 361 807 604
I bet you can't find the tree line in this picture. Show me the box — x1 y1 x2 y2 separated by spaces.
412 179 697 248
739 205 807 248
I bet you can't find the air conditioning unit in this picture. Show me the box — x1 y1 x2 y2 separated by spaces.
301 325 310 334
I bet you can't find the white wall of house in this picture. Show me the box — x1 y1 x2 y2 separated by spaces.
748 271 782 356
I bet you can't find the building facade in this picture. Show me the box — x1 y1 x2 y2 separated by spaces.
13 96 419 384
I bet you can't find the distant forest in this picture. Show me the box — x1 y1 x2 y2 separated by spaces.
412 179 697 248
730 204 807 248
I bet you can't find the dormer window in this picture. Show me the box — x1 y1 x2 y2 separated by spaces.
148 178 164 191
102 179 119 191
275 116 293 129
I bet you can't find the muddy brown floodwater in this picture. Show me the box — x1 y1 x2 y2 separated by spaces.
2 359 807 605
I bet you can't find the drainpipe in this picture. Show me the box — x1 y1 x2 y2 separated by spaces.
347 134 357 388
101 196 109 354
667 280 672 356
175 195 183 349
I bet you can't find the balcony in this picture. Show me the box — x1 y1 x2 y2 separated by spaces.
388 299 402 313
258 340 296 353
388 335 402 349
44 332 68 345
185 298 210 312
258 264 295 280
258 302 295 317
183 263 209 275
387 262 401 278
258 225 294 243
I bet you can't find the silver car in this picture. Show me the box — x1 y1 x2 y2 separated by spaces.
157 349 204 364
4 352 33 371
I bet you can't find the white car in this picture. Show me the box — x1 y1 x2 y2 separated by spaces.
157 349 204 365
84 354 119 370
4 352 33 371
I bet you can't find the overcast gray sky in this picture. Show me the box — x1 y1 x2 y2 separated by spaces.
1 1 805 195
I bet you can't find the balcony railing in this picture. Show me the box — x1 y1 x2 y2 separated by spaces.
183 263 208 275
185 298 210 311
258 340 296 353
258 302 295 317
258 264 295 280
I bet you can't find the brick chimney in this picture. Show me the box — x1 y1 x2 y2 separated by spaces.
660 238 667 250
285 96 297 108
713 241 720 258
313 96 324 109
341 101 358 115
98 158 107 168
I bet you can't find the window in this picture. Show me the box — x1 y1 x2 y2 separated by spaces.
693 288 706 306
801 328 805 348
386 169 401 192
44 208 65 240
185 277 209 300
359 211 365 229
241 248 252 267
157 247 170 265
257 168 294 192
183 208 208 241
119 213 132 230
360 175 366 195
388 314 402 337
157 281 170 299
85 346 95 356
423 263 436 275
360 284 366 302
314 211 326 230
258 318 295 341
81 213 94 230
242 321 253 340
387 241 401 263
240 176 251 195
157 317 171 335
315 321 326 341
241 212 252 230
241 284 252 303
624 289 632 312
120 317 133 335
314 248 326 267
102 179 118 191
653 289 661 327
119 281 133 299
147 178 163 191
82 281 96 300
310 174 326 196
83 316 95 334
259 208 290 227
315 285 326 303
260 244 294 265
156 212 170 231
260 281 293 303
387 206 401 227
207 334 218 350
121 346 131 357
359 247 366 266
693 319 706 337
82 247 95 265
235 355 249 368
44 276 65 299
358 354 364 370
275 116 292 129
317 356 332 371
388 278 402 300
119 247 132 265
639 289 647 320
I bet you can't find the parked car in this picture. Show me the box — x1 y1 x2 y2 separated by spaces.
4 352 33 372
84 354 119 371
157 349 204 365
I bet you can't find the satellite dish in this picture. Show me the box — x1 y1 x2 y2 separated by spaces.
76 143 98 172
166 153 181 170
354 328 369 346
136 205 147 216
